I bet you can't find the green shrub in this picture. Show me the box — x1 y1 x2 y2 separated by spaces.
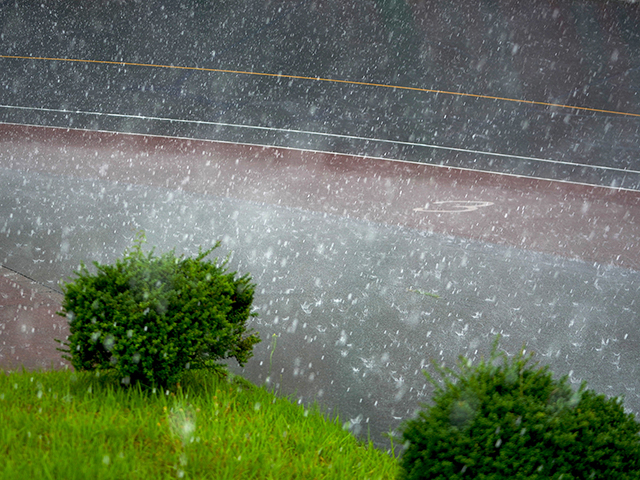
399 340 640 480
57 235 260 389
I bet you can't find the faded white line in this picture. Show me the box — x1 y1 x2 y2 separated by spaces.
1 103 638 176
413 201 495 213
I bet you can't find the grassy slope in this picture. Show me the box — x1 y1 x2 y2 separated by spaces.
0 368 399 480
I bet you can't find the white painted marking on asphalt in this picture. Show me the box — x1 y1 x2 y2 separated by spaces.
1 104 638 177
413 201 495 213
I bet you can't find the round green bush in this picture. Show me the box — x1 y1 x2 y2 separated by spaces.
400 341 640 480
57 236 260 388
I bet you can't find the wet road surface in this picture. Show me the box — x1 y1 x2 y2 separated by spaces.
1 0 639 187
1 0 640 447
2 124 639 446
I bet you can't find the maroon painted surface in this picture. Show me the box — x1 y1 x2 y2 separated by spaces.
0 267 69 371
2 123 639 268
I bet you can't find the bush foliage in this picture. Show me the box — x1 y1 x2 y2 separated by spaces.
58 235 260 388
400 340 640 480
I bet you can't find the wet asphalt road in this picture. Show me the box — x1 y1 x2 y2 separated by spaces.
1 0 640 448
1 0 640 187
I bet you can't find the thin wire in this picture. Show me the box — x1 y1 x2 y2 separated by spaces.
0 263 63 295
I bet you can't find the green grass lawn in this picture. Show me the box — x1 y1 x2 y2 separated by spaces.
0 368 400 479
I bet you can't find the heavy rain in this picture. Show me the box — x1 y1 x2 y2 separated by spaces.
1 0 639 449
